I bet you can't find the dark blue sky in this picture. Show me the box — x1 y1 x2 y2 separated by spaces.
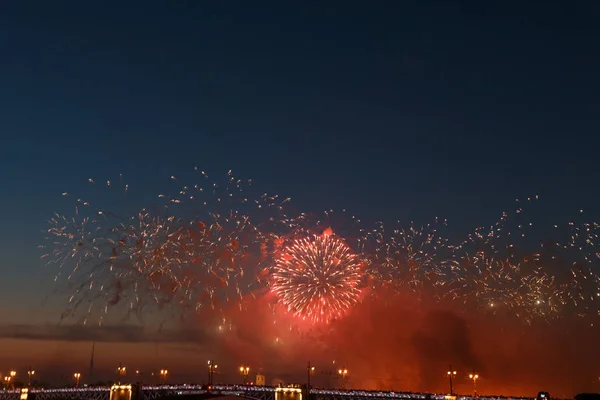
1 1 599 320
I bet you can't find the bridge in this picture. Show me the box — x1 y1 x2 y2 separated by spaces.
0 385 534 400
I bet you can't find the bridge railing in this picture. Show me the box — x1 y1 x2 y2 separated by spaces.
311 391 535 400
0 384 543 400
212 385 276 392
29 389 110 393
312 389 445 399
142 384 274 391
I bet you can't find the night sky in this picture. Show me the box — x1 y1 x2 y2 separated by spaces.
1 1 599 395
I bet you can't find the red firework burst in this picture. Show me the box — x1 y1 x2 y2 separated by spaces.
271 230 364 324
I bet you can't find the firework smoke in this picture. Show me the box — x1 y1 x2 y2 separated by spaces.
42 174 600 328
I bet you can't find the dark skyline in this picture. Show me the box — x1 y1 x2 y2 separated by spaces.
1 1 599 395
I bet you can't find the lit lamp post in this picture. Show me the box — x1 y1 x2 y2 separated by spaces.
239 365 250 384
27 368 35 387
74 373 81 387
469 373 479 396
307 362 315 400
447 367 457 395
4 376 11 390
117 364 126 384
207 360 218 386
160 369 168 384
337 367 348 389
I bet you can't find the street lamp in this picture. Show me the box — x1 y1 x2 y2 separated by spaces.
207 360 218 386
337 367 348 389
307 362 316 400
469 373 479 396
160 369 168 384
117 364 126 383
447 367 457 395
74 373 81 387
239 365 250 384
27 368 35 387
9 371 16 390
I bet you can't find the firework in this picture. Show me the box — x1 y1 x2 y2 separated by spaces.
367 218 457 298
42 172 600 327
447 198 600 322
271 230 364 324
40 169 289 324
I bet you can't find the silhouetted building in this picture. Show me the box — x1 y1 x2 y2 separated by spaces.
537 392 550 400
575 394 600 400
